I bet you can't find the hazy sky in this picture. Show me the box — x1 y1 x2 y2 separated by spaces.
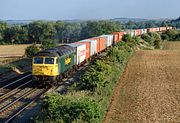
0 0 179 20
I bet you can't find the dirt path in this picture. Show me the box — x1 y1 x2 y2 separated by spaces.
104 42 180 123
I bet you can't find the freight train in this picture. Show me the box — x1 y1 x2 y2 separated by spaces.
32 27 173 86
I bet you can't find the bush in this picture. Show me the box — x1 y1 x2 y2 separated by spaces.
141 32 162 48
161 33 169 40
163 29 179 41
41 94 100 123
141 33 152 45
79 60 112 91
25 44 40 58
122 34 132 42
149 32 162 49
108 42 132 62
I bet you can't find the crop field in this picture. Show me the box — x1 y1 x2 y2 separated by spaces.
104 41 180 123
0 44 30 56
0 44 31 74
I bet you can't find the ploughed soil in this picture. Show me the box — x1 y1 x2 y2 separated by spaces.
104 41 180 123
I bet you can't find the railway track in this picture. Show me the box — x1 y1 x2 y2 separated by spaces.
0 72 32 91
0 73 51 123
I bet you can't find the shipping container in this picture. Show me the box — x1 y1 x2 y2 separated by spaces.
89 37 106 53
112 32 125 43
141 29 147 34
156 27 160 32
144 29 147 34
141 29 144 34
99 34 113 48
74 41 90 59
67 43 86 65
147 28 153 33
128 30 135 37
112 32 119 43
79 39 97 56
119 32 125 40
160 27 167 31
135 29 141 36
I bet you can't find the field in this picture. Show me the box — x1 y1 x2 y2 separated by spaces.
104 41 180 123
0 44 30 56
0 44 31 75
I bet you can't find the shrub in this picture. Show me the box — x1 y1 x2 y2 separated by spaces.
25 44 40 58
149 32 162 49
41 94 100 123
122 34 132 42
107 46 131 64
164 30 179 41
141 33 152 45
161 33 169 40
79 60 112 91
116 41 133 53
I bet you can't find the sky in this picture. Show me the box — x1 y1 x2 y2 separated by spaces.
0 0 179 20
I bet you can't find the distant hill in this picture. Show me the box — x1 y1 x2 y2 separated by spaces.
111 17 173 23
0 17 174 25
111 18 148 23
171 17 180 23
0 20 33 25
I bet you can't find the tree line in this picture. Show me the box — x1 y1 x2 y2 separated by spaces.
0 20 121 45
122 20 173 29
1 19 179 45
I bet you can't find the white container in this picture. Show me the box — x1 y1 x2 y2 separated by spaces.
130 30 135 37
156 28 160 32
141 29 147 34
144 29 147 34
79 39 97 56
99 35 113 48
67 43 86 65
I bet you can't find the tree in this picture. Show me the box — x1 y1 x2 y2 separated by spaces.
4 25 28 44
55 21 65 43
81 20 121 39
25 44 40 58
28 21 45 43
0 22 8 44
55 22 82 43
41 38 56 49
165 29 179 41
161 21 168 27
62 23 81 43
28 21 57 44
43 22 56 39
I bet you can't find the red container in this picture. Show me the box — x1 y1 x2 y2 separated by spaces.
112 32 119 43
74 41 90 59
155 27 160 32
147 28 153 33
99 37 106 51
90 37 106 52
112 32 125 43
119 32 125 40
135 29 141 36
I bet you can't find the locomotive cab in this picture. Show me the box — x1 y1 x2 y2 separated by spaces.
32 57 59 84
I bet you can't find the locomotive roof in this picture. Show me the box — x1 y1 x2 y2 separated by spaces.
35 45 75 57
